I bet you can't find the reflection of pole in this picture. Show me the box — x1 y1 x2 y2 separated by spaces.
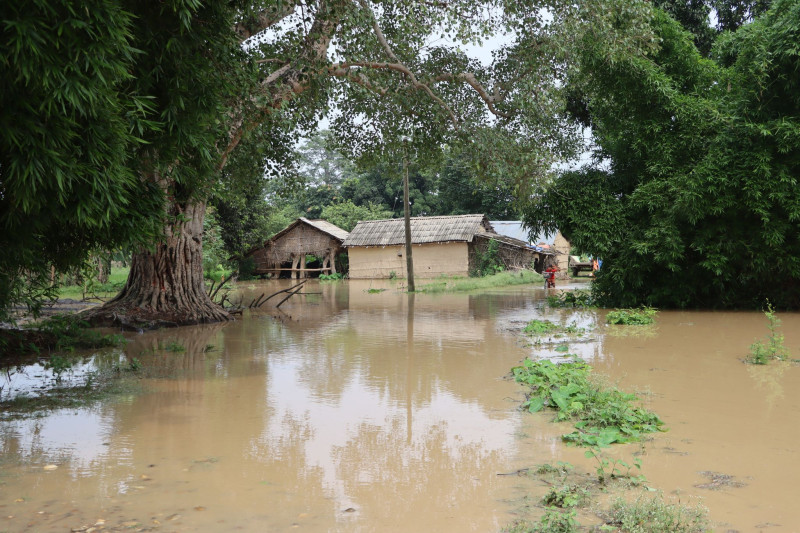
406 292 415 443
403 139 415 292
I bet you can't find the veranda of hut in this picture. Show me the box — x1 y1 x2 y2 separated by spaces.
470 234 551 274
246 218 349 278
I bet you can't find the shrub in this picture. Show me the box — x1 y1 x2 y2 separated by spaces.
603 495 709 533
512 359 664 446
524 319 560 335
606 308 658 325
746 302 789 364
547 290 596 308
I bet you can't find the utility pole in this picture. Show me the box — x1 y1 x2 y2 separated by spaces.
402 137 415 292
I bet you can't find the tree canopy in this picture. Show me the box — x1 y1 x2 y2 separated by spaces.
525 0 800 308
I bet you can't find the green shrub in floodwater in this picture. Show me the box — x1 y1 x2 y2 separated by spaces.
44 354 75 382
319 273 344 281
511 359 664 447
502 508 579 533
547 290 596 308
161 341 185 353
601 494 709 532
606 307 658 325
534 462 574 476
26 314 126 353
524 319 560 335
541 484 591 508
533 508 579 533
747 302 789 364
585 447 646 485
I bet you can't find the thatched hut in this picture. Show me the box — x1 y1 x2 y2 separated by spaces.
343 214 551 279
245 218 349 278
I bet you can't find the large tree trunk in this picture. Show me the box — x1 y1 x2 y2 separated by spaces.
86 199 230 329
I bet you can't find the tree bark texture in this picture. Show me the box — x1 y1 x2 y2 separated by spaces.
86 200 230 328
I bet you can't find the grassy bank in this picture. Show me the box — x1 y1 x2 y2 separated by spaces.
58 267 130 300
416 270 542 293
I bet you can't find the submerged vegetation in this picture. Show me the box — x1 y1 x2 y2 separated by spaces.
417 270 541 293
747 302 790 364
607 308 658 326
0 315 126 357
602 495 709 532
523 319 561 335
512 359 664 447
547 290 596 309
503 455 708 533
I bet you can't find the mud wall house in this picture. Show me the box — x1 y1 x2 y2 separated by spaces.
343 214 549 279
245 218 349 278
491 220 560 273
552 231 571 276
528 229 571 277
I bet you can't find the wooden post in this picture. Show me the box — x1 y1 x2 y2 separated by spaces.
403 139 415 292
292 255 301 279
330 250 337 274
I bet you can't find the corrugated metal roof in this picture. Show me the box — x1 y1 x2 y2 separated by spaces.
492 221 557 246
343 214 494 247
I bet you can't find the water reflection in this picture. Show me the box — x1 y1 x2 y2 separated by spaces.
3 284 799 531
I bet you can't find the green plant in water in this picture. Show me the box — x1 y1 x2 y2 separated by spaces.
388 271 397 280
534 462 574 476
45 354 74 382
524 319 560 335
542 484 591 508
533 508 579 533
511 359 664 446
606 308 658 325
366 288 386 294
319 272 344 281
747 302 789 364
29 315 126 353
547 290 595 309
162 341 185 353
602 494 709 532
585 447 645 485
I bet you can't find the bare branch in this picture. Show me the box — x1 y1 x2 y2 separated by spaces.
220 0 344 170
328 66 389 96
433 72 511 118
356 0 459 126
235 1 300 42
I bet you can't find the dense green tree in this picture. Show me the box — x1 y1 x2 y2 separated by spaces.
435 150 519 219
653 0 716 55
526 1 800 308
320 200 392 231
0 0 163 320
712 0 772 30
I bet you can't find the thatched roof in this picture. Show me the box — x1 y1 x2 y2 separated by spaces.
269 217 349 243
343 214 495 247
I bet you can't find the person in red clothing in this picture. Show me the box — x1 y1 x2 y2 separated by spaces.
545 263 559 288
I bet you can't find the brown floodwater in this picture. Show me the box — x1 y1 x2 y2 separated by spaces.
2 279 800 532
